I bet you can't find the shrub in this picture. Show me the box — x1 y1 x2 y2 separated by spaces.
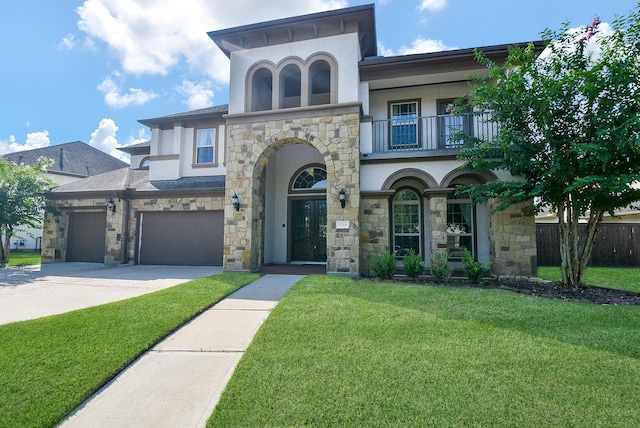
462 249 490 284
402 250 424 280
369 251 396 280
431 249 453 282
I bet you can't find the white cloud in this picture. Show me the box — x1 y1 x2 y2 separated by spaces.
58 33 75 50
0 132 51 155
177 80 214 110
418 0 447 12
538 22 613 63
89 118 129 162
75 0 347 84
383 36 455 56
127 128 150 146
97 75 157 108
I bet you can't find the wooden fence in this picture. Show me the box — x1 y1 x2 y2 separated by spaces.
536 223 639 266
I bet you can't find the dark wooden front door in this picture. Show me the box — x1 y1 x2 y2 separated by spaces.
291 199 327 262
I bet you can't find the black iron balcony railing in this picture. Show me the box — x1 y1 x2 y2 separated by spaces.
371 112 497 154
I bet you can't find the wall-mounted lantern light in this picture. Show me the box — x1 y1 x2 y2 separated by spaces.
231 192 240 211
339 188 346 209
107 199 117 214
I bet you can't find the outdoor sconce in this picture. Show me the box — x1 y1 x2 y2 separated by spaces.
107 199 116 214
339 188 346 209
231 193 240 211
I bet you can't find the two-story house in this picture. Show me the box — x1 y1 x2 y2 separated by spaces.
44 4 539 277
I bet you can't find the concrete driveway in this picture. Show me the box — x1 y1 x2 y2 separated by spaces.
0 263 222 325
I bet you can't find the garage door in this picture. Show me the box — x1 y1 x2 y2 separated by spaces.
67 211 107 263
139 211 224 266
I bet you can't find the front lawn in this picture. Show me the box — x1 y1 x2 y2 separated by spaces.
2 251 41 267
538 266 640 293
0 272 259 428
209 275 640 427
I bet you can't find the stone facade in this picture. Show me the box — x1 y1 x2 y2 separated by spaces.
488 200 538 277
223 104 361 275
359 193 391 274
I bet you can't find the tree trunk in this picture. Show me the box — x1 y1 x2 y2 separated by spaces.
2 230 10 264
557 199 603 288
0 230 5 264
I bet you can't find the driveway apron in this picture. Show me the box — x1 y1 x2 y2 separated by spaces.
0 263 222 325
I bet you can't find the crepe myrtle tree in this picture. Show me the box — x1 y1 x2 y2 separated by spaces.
0 157 56 264
456 6 640 288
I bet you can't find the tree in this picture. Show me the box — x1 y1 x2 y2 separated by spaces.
0 157 56 264
457 6 640 288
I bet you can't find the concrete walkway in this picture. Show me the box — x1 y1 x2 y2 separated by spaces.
0 263 222 325
58 274 304 428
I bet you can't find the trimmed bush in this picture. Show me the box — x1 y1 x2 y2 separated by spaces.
369 251 396 280
402 250 424 280
431 249 453 281
462 249 490 284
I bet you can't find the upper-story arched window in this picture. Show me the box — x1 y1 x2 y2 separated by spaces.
280 64 301 109
251 67 273 112
246 54 336 112
309 60 331 106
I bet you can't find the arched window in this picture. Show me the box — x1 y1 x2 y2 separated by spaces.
291 165 327 190
139 157 150 169
393 189 421 257
309 60 331 106
280 64 301 109
251 68 273 112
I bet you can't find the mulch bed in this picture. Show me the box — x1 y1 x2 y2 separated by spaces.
365 276 640 306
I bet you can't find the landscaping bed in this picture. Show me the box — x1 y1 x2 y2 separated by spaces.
364 275 640 306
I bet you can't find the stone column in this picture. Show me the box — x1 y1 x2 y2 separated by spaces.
488 200 537 277
425 190 451 262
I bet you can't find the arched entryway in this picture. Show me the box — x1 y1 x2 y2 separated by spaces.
223 105 361 275
259 143 327 266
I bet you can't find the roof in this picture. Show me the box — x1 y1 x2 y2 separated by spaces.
138 105 229 129
359 41 545 82
208 4 376 59
3 141 129 178
48 167 226 198
118 140 150 156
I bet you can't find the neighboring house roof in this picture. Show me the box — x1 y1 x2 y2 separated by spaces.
47 167 225 199
3 141 129 178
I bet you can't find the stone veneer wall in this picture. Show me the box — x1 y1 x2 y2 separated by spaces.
42 198 112 263
43 195 225 264
488 200 537 277
224 105 361 275
359 195 390 275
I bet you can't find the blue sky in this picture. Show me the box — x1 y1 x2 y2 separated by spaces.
1 0 636 163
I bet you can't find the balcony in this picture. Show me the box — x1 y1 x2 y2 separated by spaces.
366 112 497 158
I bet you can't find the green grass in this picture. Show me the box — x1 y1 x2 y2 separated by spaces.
208 275 640 428
2 251 41 267
538 266 640 293
0 272 259 428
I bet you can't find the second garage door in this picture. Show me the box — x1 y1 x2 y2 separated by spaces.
139 211 224 266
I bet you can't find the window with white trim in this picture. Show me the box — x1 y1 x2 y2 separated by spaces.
393 189 421 257
390 101 419 147
196 129 215 164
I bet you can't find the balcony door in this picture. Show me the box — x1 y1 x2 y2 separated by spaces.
437 99 471 149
